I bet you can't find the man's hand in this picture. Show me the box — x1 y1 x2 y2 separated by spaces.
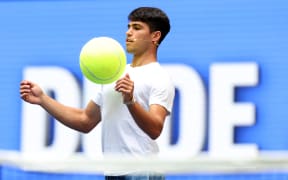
114 73 134 104
20 80 44 105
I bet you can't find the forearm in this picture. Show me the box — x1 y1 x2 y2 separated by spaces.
40 94 95 133
126 102 165 140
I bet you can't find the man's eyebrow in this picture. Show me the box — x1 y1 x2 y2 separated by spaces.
128 22 143 27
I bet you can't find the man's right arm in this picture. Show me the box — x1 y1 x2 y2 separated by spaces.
20 80 101 133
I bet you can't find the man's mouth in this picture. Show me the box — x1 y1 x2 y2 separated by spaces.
126 38 135 42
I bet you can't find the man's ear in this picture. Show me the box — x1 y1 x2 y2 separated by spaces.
152 31 161 46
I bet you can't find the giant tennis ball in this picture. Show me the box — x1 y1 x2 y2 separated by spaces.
79 37 126 84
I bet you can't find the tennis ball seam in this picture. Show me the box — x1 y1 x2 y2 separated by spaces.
80 54 124 81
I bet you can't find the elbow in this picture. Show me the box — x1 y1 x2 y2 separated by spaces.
149 127 163 140
148 120 165 140
150 134 160 140
81 127 94 134
79 119 97 134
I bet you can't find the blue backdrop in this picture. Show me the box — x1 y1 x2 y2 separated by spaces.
0 0 288 154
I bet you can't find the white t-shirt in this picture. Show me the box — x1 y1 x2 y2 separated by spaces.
92 62 175 157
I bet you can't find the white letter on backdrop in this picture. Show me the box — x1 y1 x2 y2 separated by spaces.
158 64 206 157
21 66 81 158
209 63 259 159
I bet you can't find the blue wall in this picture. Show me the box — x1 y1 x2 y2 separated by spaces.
0 0 288 179
1 0 288 151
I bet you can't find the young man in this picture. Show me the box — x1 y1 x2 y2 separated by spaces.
20 7 174 180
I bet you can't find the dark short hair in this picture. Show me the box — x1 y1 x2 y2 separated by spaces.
128 7 170 45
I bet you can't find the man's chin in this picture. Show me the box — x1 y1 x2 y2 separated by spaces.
126 48 133 54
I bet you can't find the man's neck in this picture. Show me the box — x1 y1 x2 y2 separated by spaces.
131 52 157 67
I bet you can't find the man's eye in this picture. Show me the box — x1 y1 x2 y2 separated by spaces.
134 26 141 30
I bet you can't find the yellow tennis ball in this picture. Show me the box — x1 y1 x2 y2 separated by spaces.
79 37 126 84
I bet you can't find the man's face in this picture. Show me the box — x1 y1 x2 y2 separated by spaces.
125 21 152 54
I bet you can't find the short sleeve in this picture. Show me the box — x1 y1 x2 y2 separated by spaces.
91 84 103 107
149 75 175 115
